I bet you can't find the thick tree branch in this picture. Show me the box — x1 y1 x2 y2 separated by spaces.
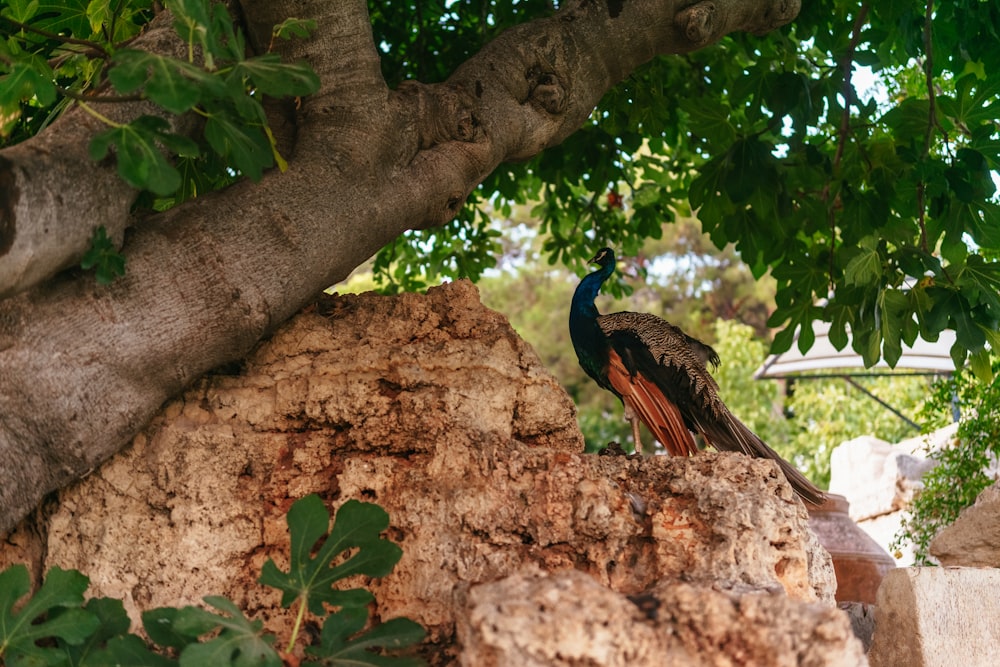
0 12 196 299
387 0 801 226
0 0 799 534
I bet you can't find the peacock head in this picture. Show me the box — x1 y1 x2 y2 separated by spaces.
590 247 616 268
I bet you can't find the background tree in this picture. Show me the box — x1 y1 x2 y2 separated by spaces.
472 220 928 486
2 0 999 534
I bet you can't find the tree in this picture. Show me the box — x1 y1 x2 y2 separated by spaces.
2 0 999 534
0 0 802 533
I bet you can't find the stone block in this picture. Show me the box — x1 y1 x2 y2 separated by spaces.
829 436 937 522
930 483 1000 567
868 567 1000 667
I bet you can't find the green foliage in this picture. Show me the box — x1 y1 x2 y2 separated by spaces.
709 318 928 488
777 373 928 488
367 0 1000 371
259 496 404 617
80 225 126 284
0 0 319 278
4 1 999 367
893 365 1000 564
0 495 424 667
0 565 100 663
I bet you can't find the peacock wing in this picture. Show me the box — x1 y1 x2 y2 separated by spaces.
597 313 824 504
605 348 698 456
598 312 722 456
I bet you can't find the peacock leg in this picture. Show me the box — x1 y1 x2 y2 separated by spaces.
623 402 644 455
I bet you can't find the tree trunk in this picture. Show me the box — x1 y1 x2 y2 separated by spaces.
0 0 800 533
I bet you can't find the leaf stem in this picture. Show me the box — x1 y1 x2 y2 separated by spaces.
75 100 125 128
284 595 308 654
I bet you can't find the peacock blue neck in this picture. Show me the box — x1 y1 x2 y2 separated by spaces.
570 259 614 321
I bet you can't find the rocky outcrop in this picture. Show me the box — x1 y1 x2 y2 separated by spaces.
459 568 866 667
2 281 853 664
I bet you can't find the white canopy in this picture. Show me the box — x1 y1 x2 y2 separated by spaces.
755 321 957 379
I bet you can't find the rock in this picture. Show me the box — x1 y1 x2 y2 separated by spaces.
828 435 938 522
839 602 876 653
929 482 1000 567
1 281 835 662
458 568 868 667
868 567 1000 667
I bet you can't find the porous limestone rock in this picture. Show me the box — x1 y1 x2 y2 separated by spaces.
1 281 835 663
868 567 1000 667
929 482 1000 567
458 568 867 667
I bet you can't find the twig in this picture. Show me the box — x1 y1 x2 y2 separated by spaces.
1 16 111 60
917 0 935 253
56 85 145 104
825 1 871 290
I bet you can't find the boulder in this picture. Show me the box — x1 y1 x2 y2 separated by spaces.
929 482 1000 567
828 435 938 522
458 568 867 667
1 281 837 663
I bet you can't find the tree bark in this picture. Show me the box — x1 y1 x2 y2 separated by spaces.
0 0 799 534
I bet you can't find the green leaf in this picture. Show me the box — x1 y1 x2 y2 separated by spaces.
881 97 931 143
679 96 736 148
953 303 987 353
0 565 100 663
231 56 320 97
304 608 425 667
843 237 882 286
89 115 183 195
272 17 317 41
956 254 1000 312
29 0 93 37
60 596 130 665
80 225 126 284
0 56 57 107
173 597 280 667
1 0 40 23
723 137 775 204
91 634 177 667
204 113 272 181
109 50 211 114
166 0 214 68
878 288 910 368
259 496 403 617
85 0 112 34
143 607 195 651
969 348 993 383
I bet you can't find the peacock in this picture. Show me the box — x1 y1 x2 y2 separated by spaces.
569 247 824 505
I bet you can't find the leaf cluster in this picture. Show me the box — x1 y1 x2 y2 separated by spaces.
892 364 1000 564
0 495 424 667
367 1 1000 374
2 0 318 194
1 0 319 281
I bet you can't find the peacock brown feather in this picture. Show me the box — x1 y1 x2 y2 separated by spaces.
569 247 824 505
